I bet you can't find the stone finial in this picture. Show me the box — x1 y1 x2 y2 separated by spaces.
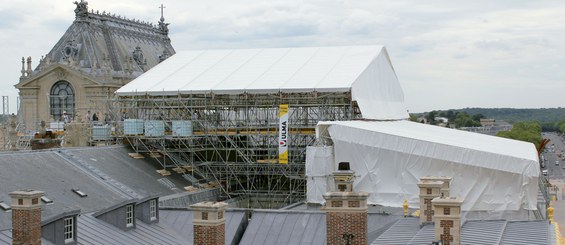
548 203 554 223
403 198 409 217
26 56 32 76
74 0 89 19
20 57 26 78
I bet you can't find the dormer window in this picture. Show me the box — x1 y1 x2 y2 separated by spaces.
126 205 134 227
149 199 157 221
64 217 74 242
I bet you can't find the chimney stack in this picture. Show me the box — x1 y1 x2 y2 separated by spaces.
420 176 452 197
432 197 464 245
323 162 369 245
191 201 228 245
417 179 443 225
10 190 44 245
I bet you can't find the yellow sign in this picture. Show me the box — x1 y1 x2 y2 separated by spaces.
279 104 289 164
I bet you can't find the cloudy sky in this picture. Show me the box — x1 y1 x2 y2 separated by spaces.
1 0 564 113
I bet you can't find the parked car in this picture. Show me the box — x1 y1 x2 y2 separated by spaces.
543 170 548 176
556 160 560 166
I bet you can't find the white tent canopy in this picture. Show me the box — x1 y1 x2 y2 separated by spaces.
116 45 408 120
307 120 540 218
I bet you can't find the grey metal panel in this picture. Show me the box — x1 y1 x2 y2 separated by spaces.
64 146 185 197
239 210 327 245
300 212 324 244
0 150 129 230
77 213 187 245
406 224 434 245
159 209 247 245
287 213 311 244
273 212 300 245
0 231 11 245
0 230 56 245
367 213 404 242
254 211 277 244
159 210 193 241
371 217 421 245
310 214 327 245
500 221 550 245
460 220 506 245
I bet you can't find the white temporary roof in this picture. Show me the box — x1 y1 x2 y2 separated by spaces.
117 45 408 120
307 120 540 217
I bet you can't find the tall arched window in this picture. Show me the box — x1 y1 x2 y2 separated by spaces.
50 81 75 120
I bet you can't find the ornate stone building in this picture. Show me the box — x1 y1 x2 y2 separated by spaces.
15 1 175 131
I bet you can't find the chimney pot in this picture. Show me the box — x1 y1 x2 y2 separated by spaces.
338 162 350 171
9 190 44 245
191 201 227 245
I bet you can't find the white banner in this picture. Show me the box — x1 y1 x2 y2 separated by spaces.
279 104 289 164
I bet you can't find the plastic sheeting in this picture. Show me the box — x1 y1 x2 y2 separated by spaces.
116 46 408 120
305 146 335 204
307 120 540 216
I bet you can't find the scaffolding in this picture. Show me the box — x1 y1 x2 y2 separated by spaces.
110 91 362 208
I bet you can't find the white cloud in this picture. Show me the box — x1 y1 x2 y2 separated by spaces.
1 0 564 114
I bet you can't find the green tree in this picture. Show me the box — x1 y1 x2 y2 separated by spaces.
472 113 485 122
426 111 437 125
496 121 542 149
454 112 480 128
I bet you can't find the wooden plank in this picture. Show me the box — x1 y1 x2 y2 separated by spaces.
128 153 144 159
172 167 186 174
257 159 277 164
149 152 162 158
156 169 171 176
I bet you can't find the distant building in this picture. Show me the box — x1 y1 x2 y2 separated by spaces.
480 118 496 127
14 1 175 131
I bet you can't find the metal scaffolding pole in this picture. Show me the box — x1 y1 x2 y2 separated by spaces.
108 91 362 208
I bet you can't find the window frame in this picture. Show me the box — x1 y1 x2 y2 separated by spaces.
149 199 157 221
63 217 74 243
126 204 134 227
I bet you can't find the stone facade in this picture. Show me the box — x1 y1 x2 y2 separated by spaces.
417 180 443 224
10 190 44 245
432 197 464 245
191 201 228 245
15 2 175 131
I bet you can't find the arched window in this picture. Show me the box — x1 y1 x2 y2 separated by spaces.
50 81 75 120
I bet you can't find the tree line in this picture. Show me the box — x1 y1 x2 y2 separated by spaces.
410 110 486 128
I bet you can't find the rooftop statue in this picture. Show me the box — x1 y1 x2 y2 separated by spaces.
74 0 89 18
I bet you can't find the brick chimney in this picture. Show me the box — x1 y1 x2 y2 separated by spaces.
420 176 452 197
417 179 443 225
191 201 228 245
432 197 464 245
10 190 44 245
323 162 369 245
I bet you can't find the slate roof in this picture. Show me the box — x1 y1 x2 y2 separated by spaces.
238 210 401 245
77 212 186 245
371 217 556 245
159 209 248 245
0 145 185 230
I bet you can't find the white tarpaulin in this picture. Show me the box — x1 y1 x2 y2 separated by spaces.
305 146 335 204
116 45 408 120
308 120 540 216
